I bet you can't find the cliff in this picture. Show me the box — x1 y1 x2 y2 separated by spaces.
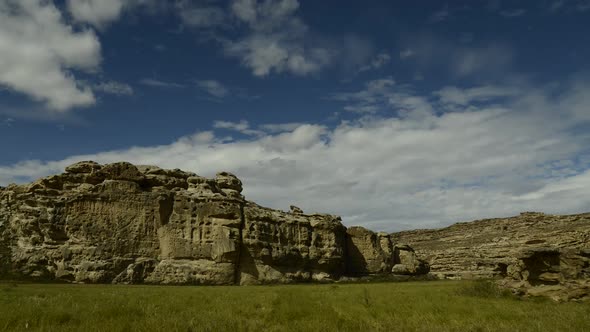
0 161 427 285
392 212 590 280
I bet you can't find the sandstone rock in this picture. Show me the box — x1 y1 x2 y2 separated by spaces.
215 172 242 193
501 248 590 301
393 245 430 275
290 205 304 214
0 161 426 285
65 161 102 174
345 227 394 275
98 162 144 182
239 202 347 284
392 212 590 280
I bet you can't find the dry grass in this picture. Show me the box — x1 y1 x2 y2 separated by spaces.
0 280 588 332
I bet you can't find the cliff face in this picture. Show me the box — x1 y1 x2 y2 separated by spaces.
0 161 426 285
392 212 590 280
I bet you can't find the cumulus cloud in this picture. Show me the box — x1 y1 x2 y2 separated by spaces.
2 80 589 231
67 0 163 28
67 0 126 27
0 0 101 111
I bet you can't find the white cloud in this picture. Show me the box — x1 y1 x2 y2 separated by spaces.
195 80 229 98
434 85 519 106
67 0 126 27
223 0 333 76
332 77 433 115
66 0 162 28
94 81 134 96
213 120 306 136
176 0 226 28
213 120 262 136
3 80 589 232
0 0 101 111
139 78 185 88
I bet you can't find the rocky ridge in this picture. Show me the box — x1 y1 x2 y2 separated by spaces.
392 212 590 280
0 161 428 285
392 212 590 301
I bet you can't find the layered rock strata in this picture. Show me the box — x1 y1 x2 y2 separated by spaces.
501 248 590 302
0 161 427 285
392 212 590 280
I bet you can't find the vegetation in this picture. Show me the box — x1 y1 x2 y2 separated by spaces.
0 281 588 332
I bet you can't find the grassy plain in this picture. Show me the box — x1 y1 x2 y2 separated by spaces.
0 280 588 332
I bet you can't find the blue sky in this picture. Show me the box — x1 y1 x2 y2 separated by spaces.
1 0 590 231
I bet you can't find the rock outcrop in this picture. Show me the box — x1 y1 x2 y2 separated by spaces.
392 212 590 280
501 248 590 302
0 161 428 285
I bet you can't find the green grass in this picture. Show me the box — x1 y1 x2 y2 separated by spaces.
0 281 588 332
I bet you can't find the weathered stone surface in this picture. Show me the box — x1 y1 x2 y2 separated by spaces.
346 227 394 275
392 244 430 275
392 212 590 280
0 161 427 284
240 203 347 284
501 248 590 301
65 161 102 174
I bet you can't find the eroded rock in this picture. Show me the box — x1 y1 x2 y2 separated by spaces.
0 161 427 284
501 248 590 301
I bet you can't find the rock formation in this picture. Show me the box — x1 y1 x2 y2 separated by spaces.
392 212 590 301
392 212 590 280
0 161 428 285
500 248 590 302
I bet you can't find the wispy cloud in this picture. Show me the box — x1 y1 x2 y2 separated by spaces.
139 78 185 89
1 117 15 127
500 9 527 17
429 5 451 23
358 53 391 72
548 0 590 12
93 81 134 96
222 0 333 76
400 49 415 60
195 80 229 98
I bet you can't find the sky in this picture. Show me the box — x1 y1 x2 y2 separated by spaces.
1 0 590 232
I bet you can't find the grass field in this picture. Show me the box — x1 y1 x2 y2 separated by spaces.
0 280 588 332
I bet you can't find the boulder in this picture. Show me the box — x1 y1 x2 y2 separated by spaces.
345 227 395 275
65 161 102 174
